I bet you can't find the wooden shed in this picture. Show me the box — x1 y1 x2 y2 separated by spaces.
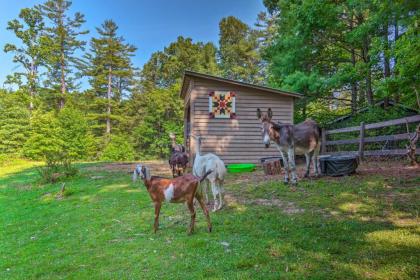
180 71 302 164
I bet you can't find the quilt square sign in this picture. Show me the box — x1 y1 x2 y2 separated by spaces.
209 91 236 119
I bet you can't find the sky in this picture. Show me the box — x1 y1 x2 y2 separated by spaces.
0 0 266 88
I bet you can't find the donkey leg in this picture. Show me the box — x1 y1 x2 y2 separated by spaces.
279 151 289 184
287 148 298 185
313 144 321 177
304 153 312 178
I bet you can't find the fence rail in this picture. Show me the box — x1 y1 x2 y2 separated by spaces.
325 115 420 135
321 115 420 159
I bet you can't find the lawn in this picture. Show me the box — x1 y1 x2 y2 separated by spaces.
0 160 419 279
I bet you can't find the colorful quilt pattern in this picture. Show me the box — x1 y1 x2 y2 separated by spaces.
208 91 236 119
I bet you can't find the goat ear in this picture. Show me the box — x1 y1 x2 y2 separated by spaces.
267 108 273 120
257 108 261 119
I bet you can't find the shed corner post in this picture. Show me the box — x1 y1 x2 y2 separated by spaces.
358 122 365 161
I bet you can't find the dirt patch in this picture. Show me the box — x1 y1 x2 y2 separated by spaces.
224 193 305 215
226 159 420 187
85 160 173 177
355 159 420 180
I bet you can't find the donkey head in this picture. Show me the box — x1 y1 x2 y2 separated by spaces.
257 108 275 148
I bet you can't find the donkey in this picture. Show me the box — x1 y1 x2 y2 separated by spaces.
257 108 321 185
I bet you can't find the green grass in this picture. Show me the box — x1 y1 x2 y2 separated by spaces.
0 161 419 279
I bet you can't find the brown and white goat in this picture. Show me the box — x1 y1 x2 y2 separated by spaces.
133 164 212 234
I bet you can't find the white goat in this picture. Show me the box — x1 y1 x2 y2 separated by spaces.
192 135 226 211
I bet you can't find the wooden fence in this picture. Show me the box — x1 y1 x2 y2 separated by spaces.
321 115 420 159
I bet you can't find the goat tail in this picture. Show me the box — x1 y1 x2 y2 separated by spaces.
199 170 213 182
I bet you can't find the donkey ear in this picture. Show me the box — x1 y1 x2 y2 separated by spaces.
256 108 262 119
267 108 273 119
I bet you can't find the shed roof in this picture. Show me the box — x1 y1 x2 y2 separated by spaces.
180 70 302 99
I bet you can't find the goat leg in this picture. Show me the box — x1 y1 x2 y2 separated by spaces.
187 201 196 235
154 202 161 233
196 192 212 232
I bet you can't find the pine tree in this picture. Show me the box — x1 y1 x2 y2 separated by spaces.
85 19 136 136
4 7 46 111
38 0 88 109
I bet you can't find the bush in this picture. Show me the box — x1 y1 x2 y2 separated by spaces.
100 135 135 161
0 105 30 156
23 111 64 160
24 108 96 161
37 152 78 184
57 107 96 160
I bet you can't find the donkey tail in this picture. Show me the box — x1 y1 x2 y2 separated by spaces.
199 170 213 182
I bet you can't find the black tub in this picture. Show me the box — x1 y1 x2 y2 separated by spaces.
319 155 359 176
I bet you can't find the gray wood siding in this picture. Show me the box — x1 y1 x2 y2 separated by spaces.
187 78 294 164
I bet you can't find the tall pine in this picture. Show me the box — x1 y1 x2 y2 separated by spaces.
85 20 136 136
38 0 88 109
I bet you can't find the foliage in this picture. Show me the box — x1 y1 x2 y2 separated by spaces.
132 86 184 159
2 0 418 161
23 111 64 160
140 36 220 89
37 0 88 108
23 108 94 161
0 91 31 156
3 7 47 111
37 153 78 184
218 16 263 84
57 107 96 160
262 0 419 119
100 135 135 161
85 19 136 136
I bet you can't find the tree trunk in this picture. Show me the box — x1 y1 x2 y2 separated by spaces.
393 18 400 103
384 23 391 108
106 66 112 135
59 10 66 110
350 49 358 114
358 14 373 106
29 61 35 112
349 15 358 114
362 41 373 106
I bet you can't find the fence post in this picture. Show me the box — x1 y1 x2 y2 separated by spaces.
358 122 365 160
321 128 326 154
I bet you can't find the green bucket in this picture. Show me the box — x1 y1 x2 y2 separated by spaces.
227 163 256 173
